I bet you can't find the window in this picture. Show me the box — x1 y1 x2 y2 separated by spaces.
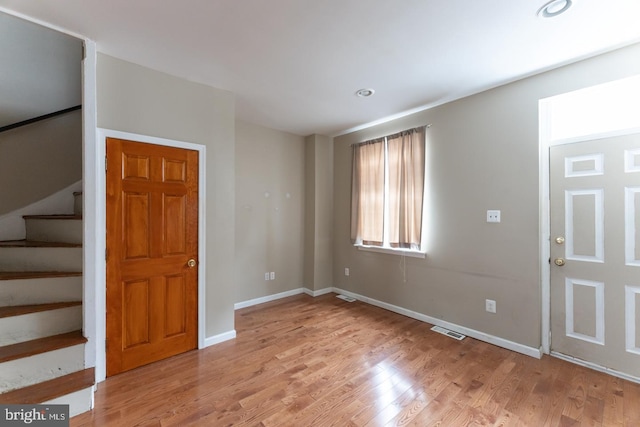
350 126 426 254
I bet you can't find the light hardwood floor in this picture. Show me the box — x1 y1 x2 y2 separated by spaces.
71 293 640 426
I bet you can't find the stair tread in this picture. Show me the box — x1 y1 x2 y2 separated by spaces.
0 240 81 248
0 271 82 280
23 214 82 220
0 330 86 363
0 301 82 319
0 367 94 404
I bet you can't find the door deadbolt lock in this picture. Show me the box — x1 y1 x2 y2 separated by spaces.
554 258 566 267
555 236 565 244
187 259 196 268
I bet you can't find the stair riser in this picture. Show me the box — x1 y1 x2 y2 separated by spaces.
0 306 82 346
0 247 82 271
25 219 82 244
0 276 82 306
0 344 84 393
45 386 94 418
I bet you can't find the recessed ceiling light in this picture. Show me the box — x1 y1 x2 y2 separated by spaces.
538 0 573 18
355 88 375 97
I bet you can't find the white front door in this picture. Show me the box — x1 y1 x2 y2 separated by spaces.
550 131 640 378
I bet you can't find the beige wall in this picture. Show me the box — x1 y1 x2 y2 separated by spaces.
333 43 640 349
304 134 333 291
97 54 236 337
0 110 82 215
303 136 316 290
235 120 305 303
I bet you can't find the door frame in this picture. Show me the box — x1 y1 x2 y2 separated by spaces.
94 128 207 382
539 75 640 360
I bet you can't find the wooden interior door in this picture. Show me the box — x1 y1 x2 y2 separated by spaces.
106 137 198 376
550 132 640 378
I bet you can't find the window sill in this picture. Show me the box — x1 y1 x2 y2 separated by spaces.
355 245 426 259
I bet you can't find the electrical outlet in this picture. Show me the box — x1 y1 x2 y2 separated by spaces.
270 271 275 280
344 267 350 276
486 210 501 223
485 299 497 313
264 272 270 281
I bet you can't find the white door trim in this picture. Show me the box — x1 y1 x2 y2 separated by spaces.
94 128 207 382
82 40 99 381
540 74 640 355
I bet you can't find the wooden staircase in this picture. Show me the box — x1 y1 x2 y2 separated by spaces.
0 191 94 416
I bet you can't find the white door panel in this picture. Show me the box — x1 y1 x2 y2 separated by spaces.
564 189 604 262
550 132 640 378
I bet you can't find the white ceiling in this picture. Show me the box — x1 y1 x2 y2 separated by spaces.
1 0 640 136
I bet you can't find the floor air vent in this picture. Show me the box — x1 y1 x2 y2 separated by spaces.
431 325 466 340
336 294 356 302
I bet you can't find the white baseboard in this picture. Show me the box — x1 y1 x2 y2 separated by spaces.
232 285 541 359
202 330 236 348
234 288 306 310
332 287 542 359
551 351 640 384
235 286 335 310
303 287 333 297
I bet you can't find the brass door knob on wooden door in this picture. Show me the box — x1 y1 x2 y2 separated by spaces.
555 236 565 244
554 258 565 266
187 259 196 268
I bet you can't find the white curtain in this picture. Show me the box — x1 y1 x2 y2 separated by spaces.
350 139 385 245
387 127 425 249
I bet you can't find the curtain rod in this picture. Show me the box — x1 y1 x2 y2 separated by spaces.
350 124 432 146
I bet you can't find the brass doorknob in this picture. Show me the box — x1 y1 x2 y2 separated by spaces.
555 236 565 244
187 259 197 268
554 258 565 266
